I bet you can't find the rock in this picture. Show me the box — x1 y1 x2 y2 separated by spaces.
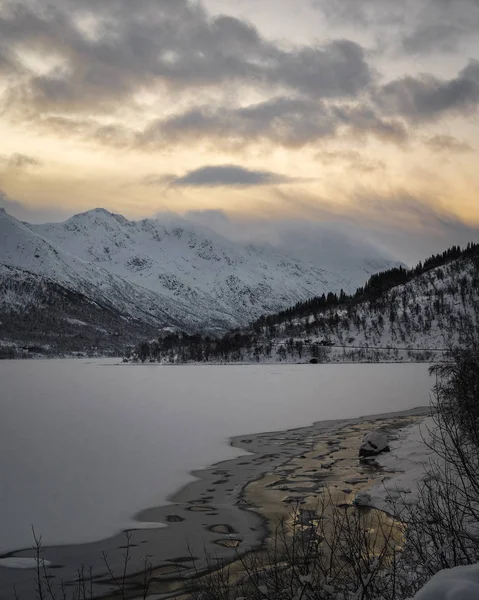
353 491 372 507
282 496 306 504
166 514 185 522
344 477 368 485
359 431 390 457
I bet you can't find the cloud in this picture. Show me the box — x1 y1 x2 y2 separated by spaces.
140 96 408 149
3 0 473 153
39 115 136 147
332 104 408 143
0 153 42 169
401 1 479 55
315 149 386 173
2 0 410 153
0 0 373 119
0 190 71 223
351 191 479 263
180 191 479 266
424 134 473 153
314 0 479 56
271 186 479 264
140 97 338 148
154 164 297 188
375 61 479 122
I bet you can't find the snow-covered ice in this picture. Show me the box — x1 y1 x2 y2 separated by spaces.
0 359 432 553
0 558 52 569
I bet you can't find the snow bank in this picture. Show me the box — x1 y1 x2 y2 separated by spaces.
368 417 435 512
412 563 479 599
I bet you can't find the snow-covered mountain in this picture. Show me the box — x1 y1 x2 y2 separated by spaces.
0 207 401 354
30 208 400 321
138 245 479 364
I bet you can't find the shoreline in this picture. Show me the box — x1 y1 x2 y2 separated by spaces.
1 354 436 364
0 406 431 600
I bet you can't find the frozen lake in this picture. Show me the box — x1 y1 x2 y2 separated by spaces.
0 360 433 553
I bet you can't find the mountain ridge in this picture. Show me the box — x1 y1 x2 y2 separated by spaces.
0 207 402 355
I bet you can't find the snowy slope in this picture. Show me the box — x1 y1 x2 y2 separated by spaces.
273 256 479 362
0 208 239 354
0 208 210 328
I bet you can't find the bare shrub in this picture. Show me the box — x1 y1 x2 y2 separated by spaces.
186 497 407 600
15 532 152 600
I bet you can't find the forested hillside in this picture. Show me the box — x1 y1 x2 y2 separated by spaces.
131 243 479 364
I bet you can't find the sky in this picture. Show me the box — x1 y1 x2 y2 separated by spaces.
1 0 479 264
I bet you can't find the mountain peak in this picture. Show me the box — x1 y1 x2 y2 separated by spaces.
59 208 129 229
71 207 117 219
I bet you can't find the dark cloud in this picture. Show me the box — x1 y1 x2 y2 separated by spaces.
401 1 479 55
150 164 296 188
0 153 42 168
141 97 337 148
314 0 479 56
0 0 373 118
10 93 408 151
403 23 469 55
0 44 18 75
140 96 408 149
0 0 401 152
332 104 408 143
0 0 477 157
375 61 479 122
425 134 473 153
